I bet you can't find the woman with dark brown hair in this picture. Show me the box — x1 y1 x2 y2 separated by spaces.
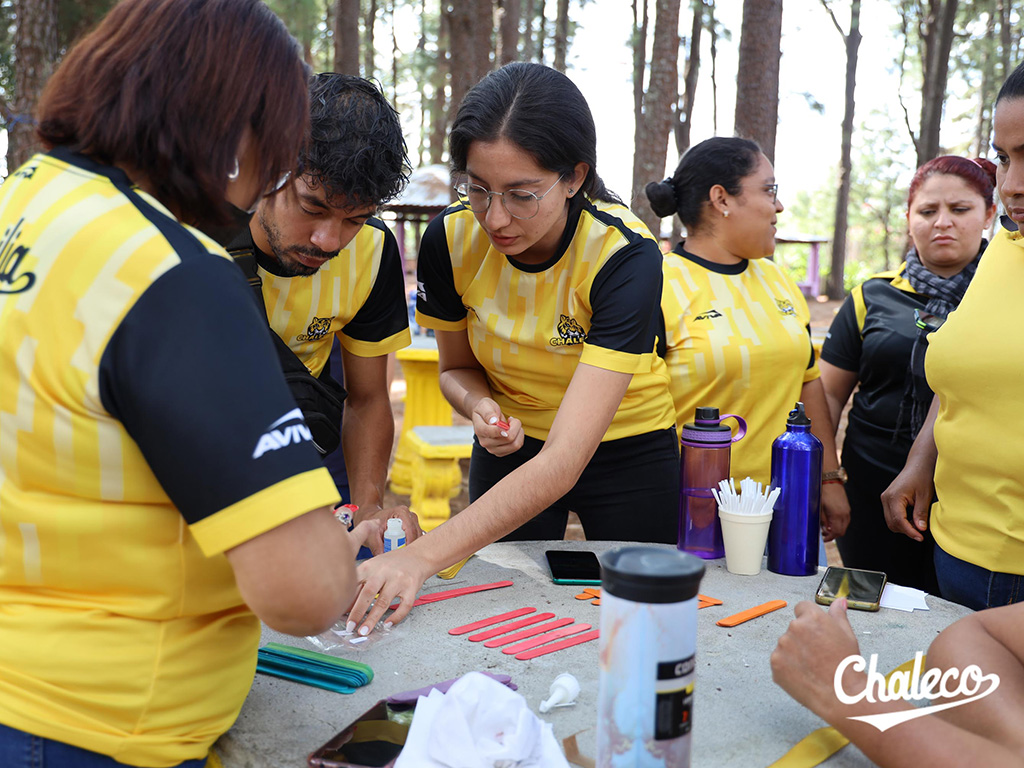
0 1 374 766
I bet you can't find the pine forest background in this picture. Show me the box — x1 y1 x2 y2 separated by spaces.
2 0 1020 297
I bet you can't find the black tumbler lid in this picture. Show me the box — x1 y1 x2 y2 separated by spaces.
600 546 706 604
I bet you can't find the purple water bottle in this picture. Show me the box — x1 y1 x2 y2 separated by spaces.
678 407 747 559
767 402 822 576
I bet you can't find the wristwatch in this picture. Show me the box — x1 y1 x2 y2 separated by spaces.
823 467 848 485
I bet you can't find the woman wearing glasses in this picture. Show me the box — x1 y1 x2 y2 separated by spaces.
648 137 849 543
347 62 678 633
819 156 996 594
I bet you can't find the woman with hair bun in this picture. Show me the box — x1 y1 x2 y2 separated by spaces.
822 155 997 593
650 136 850 545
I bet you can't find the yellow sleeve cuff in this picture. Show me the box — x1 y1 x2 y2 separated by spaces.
579 344 652 374
189 469 340 556
339 327 411 358
415 310 467 332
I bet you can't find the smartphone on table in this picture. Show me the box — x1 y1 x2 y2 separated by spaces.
815 566 887 612
545 549 602 586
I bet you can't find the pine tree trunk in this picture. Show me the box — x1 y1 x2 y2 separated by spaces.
631 0 681 236
429 8 449 165
631 0 649 206
499 0 521 65
916 0 958 167
364 0 378 79
9 0 58 172
334 0 360 75
733 0 782 163
553 0 569 71
827 0 861 301
522 0 535 60
674 0 703 156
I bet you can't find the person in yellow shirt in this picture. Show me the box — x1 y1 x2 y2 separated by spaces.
228 73 419 552
0 2 373 766
347 62 679 634
647 136 849 544
883 63 1024 609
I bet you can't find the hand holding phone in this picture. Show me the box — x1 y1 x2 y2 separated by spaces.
545 550 602 586
815 566 887 612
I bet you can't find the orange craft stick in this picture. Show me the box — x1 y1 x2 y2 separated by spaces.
715 600 787 628
698 594 722 605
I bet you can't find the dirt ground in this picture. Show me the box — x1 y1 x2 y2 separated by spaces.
383 296 845 561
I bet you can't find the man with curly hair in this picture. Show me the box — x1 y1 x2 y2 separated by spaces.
234 73 420 553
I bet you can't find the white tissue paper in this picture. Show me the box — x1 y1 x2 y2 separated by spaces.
394 671 570 768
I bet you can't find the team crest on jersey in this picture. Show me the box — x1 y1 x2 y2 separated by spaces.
297 316 332 342
550 314 587 346
0 217 35 295
694 309 723 321
775 299 797 316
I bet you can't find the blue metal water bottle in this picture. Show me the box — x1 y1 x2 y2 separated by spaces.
767 402 822 576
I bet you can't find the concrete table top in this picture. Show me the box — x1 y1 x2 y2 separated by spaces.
216 541 972 767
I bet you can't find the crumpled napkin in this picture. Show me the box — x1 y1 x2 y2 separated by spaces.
394 671 570 768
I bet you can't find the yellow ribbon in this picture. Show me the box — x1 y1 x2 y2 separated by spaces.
767 656 923 768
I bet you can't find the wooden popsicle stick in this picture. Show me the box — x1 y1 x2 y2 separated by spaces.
502 623 593 655
467 612 556 642
515 629 600 660
449 607 536 636
715 600 787 628
483 618 575 648
414 580 514 605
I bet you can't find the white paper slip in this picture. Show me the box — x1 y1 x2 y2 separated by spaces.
880 583 930 612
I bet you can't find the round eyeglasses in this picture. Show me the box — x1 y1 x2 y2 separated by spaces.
454 175 564 220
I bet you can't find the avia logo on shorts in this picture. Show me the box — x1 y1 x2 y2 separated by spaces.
834 652 1000 732
694 309 723 321
297 317 332 342
550 314 587 346
252 408 313 459
775 298 797 316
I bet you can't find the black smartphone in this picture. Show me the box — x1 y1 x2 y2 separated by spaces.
545 549 602 586
815 566 887 612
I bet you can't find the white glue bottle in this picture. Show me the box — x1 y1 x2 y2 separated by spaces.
383 518 406 552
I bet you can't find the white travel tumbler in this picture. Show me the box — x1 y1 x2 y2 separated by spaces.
596 546 705 767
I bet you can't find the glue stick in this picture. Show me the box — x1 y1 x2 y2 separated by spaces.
383 518 406 552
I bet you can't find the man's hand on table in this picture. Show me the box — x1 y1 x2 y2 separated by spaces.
771 599 865 721
354 504 423 555
346 546 433 635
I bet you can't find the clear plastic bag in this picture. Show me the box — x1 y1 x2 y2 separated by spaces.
306 616 393 652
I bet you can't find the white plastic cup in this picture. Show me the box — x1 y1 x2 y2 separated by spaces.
719 508 772 576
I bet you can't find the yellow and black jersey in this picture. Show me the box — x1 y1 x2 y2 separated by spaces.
415 199 675 441
821 263 925 463
929 228 1024 574
662 245 819 483
246 218 410 376
0 150 338 766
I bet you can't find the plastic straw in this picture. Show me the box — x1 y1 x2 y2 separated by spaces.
714 476 780 516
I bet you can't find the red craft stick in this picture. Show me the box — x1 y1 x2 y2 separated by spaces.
449 608 535 636
483 618 575 648
496 419 510 431
515 629 600 660
413 580 514 607
468 612 556 642
502 623 594 655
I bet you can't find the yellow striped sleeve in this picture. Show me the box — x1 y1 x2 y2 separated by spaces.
188 468 340 556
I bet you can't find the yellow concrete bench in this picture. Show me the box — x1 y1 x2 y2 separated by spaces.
407 425 474 531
